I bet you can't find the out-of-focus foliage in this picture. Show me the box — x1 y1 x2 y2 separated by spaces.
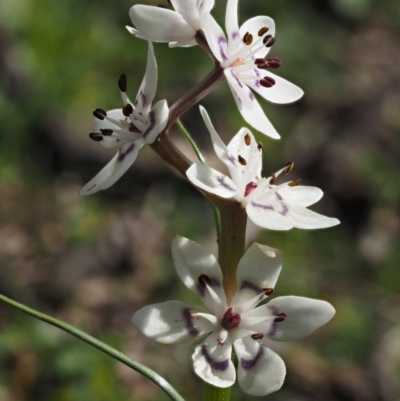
0 0 399 400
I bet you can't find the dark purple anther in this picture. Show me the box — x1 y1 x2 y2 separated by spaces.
93 108 107 120
266 58 282 68
89 132 103 142
100 129 113 136
263 35 276 47
198 274 212 287
118 74 127 92
274 313 287 323
260 77 276 88
123 103 134 117
245 182 258 197
221 308 241 330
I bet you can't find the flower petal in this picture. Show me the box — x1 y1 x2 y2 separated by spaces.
248 71 304 105
132 300 216 344
143 99 169 144
170 0 214 30
264 296 336 341
246 200 294 230
93 109 127 149
234 336 285 396
285 204 340 230
171 236 227 316
225 68 254 110
202 13 228 63
232 243 283 310
79 141 143 196
239 16 275 59
278 185 323 207
186 163 238 198
129 5 196 44
135 42 157 114
225 0 241 55
227 79 280 139
192 331 235 388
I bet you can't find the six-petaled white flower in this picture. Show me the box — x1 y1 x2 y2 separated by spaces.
187 107 340 230
80 42 169 196
128 0 214 48
132 236 335 396
202 0 303 138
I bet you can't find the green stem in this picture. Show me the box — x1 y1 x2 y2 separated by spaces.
203 383 231 401
0 294 185 401
176 119 205 163
217 201 247 306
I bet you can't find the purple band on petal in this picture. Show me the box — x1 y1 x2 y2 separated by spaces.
275 193 289 216
217 175 236 192
230 69 243 88
201 345 230 371
183 308 200 337
140 90 147 108
251 201 274 211
218 37 228 61
118 143 135 162
232 31 240 41
197 277 221 297
267 304 280 336
143 110 155 138
240 280 263 295
241 346 263 371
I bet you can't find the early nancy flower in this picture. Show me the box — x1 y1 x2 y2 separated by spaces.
202 0 303 138
128 0 215 48
186 107 340 230
132 236 335 396
80 42 168 196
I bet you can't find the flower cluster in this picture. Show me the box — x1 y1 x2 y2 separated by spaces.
81 0 340 397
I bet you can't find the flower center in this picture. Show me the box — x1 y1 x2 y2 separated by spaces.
221 308 241 330
245 182 258 197
229 58 245 68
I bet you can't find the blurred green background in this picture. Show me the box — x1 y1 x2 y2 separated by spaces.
0 0 400 400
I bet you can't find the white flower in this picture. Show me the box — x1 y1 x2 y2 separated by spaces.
132 236 335 396
80 42 169 196
128 0 214 48
186 107 340 230
202 0 303 138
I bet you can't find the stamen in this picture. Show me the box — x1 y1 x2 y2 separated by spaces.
258 27 269 36
238 155 247 166
251 333 264 340
100 129 113 136
198 274 212 287
263 288 274 296
266 58 282 68
89 132 103 142
244 133 251 146
284 161 294 174
93 108 107 120
118 74 127 92
122 103 134 117
260 77 276 88
257 142 264 152
289 179 301 187
243 32 253 45
269 174 277 185
263 35 276 47
274 313 287 322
